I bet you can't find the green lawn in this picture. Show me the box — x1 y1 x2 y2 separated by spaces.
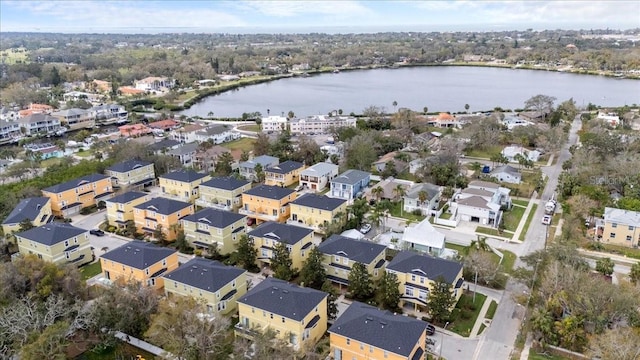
478 323 487 335
528 352 570 360
476 226 511 237
601 243 640 260
519 204 538 241
512 199 529 207
463 145 502 159
0 48 29 64
75 150 92 157
388 201 426 222
237 124 261 132
40 157 64 168
220 137 256 152
449 292 487 337
500 250 517 273
79 261 102 280
485 300 498 319
503 205 526 232
445 243 467 255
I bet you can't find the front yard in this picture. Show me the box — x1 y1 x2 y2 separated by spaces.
449 292 487 337
220 137 256 152
388 201 426 222
503 205 526 232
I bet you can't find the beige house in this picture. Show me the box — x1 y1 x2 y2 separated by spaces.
15 223 92 266
105 191 151 228
105 159 156 191
181 208 247 255
196 176 252 211
2 197 54 236
601 207 640 247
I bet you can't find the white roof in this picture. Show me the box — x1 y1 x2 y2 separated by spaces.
301 162 338 176
402 218 445 249
340 229 365 240
604 207 640 226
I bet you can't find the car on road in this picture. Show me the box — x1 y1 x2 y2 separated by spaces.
426 323 436 336
359 223 372 234
542 215 552 225
89 229 105 236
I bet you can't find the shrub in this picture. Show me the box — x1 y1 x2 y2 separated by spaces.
194 249 203 257
460 309 473 320
412 209 423 216
107 226 117 233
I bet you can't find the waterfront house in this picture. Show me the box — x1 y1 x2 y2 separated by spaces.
17 113 62 136
158 169 211 203
15 223 92 266
51 108 95 131
181 208 247 255
101 241 178 289
42 174 114 217
105 191 151 228
240 185 297 224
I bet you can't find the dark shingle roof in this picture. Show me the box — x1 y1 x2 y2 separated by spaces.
16 223 87 246
148 139 180 151
248 221 313 246
201 176 251 191
42 173 110 193
318 235 386 264
159 169 208 183
106 159 153 173
3 197 50 225
243 184 295 200
102 240 176 269
386 251 463 284
331 169 370 185
265 160 304 174
238 278 327 321
107 191 149 204
405 183 441 201
329 301 428 357
291 193 346 211
134 197 192 215
182 208 246 228
163 258 245 293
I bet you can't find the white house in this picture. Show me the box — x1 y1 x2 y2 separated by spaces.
195 125 238 144
455 180 511 227
403 182 442 216
289 115 357 135
299 162 339 192
502 114 534 130
596 111 622 127
490 165 522 184
401 218 445 257
501 145 541 163
171 124 205 144
91 104 128 125
261 116 288 132
134 77 175 92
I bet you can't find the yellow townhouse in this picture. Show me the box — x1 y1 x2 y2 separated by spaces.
105 191 151 228
163 257 248 315
317 235 387 288
15 223 92 266
2 197 54 236
104 159 156 191
133 197 194 241
235 278 328 353
248 221 316 272
158 169 211 203
195 176 252 211
240 184 297 224
41 173 114 217
329 301 429 360
289 193 347 233
386 250 464 312
264 160 306 187
601 207 640 248
181 207 247 255
100 240 178 290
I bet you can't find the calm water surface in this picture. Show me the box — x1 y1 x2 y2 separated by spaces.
179 66 640 118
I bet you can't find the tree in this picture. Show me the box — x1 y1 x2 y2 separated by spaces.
17 219 35 232
423 106 429 114
153 224 167 244
253 133 271 156
524 94 557 123
347 198 370 229
322 280 339 321
254 163 265 183
371 186 384 202
174 229 189 253
464 250 499 289
232 327 296 359
587 327 640 360
344 133 377 171
380 161 397 179
20 320 69 360
240 150 250 162
393 184 406 202
441 186 454 202
490 152 509 167
299 246 326 290
427 276 456 324
595 257 614 276
213 152 233 176
271 242 295 281
630 262 640 285
287 110 295 119
417 190 428 207
377 272 401 311
348 262 373 300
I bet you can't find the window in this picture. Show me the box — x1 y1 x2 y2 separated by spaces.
374 269 378 277
262 311 266 317
629 225 635 231
334 255 340 263
360 343 364 350
301 250 305 257
419 290 428 300
281 317 285 323
64 240 69 247
147 278 156 286
261 249 269 258
405 288 414 297
612 223 617 228
420 276 425 284
384 350 388 358
217 228 222 235
73 237 78 244
346 339 351 345
610 233 616 238
161 215 165 220
162 259 166 266
270 313 274 319
217 302 226 312
145 268 149 275
232 280 236 288
411 274 416 282
627 235 632 241
216 291 220 298
343 257 348 265
369 345 374 353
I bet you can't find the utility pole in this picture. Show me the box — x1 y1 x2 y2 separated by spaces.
473 269 478 303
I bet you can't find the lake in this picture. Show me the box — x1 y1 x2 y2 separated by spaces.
179 66 640 118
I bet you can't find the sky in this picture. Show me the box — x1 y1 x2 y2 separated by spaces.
0 0 638 34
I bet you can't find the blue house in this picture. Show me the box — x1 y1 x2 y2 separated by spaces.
24 143 64 160
329 169 371 202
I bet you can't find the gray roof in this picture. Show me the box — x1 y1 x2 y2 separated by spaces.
19 113 59 124
163 258 245 293
248 221 313 246
149 139 180 151
461 188 494 197
387 251 463 284
102 240 176 270
328 301 428 357
491 165 520 176
291 193 346 211
43 173 110 193
160 169 208 183
239 155 279 169
265 160 304 174
243 184 295 200
134 197 192 215
331 169 370 185
168 142 199 156
318 235 386 264
238 277 327 321
405 182 441 201
51 108 87 117
300 162 338 176
197 125 230 136
16 223 87 246
457 196 491 210
201 176 251 191
106 159 153 173
181 208 246 228
468 180 500 189
3 197 50 225
107 191 148 204
604 207 640 226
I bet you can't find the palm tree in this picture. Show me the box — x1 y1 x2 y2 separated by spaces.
367 210 383 235
393 184 407 216
371 186 384 202
469 161 482 173
469 236 491 254
417 190 428 211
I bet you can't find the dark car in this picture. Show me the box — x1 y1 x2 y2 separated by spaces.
426 323 436 336
89 229 105 237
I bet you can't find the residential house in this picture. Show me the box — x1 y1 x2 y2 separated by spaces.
501 145 541 163
148 119 180 132
17 113 62 136
18 103 54 117
24 143 64 160
118 123 152 138
264 160 305 187
502 114 534 130
194 125 239 144
105 191 151 228
0 106 20 122
403 182 442 216
235 278 328 352
117 86 146 96
0 120 21 144
133 197 194 241
596 111 622 127
91 104 128 125
196 176 252 211
427 112 459 128
372 151 409 174
134 77 175 92
454 181 511 227
401 218 446 257
260 115 288 132
158 169 211 202
51 108 95 131
329 169 371 202
387 251 464 311
2 197 53 236
101 241 178 289
42 174 114 217
299 162 339 192
289 115 357 135
600 207 640 248
181 208 247 255
248 221 315 271
329 301 428 360
317 235 387 287
148 139 181 154
105 159 156 191
170 123 206 144
15 223 92 266
367 177 413 202
193 145 231 173
167 142 199 167
239 155 279 181
62 91 101 103
240 185 297 224
289 194 347 233
163 258 247 315
490 165 522 184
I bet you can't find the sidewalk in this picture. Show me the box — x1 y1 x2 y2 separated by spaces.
469 296 494 337
520 334 533 360
578 248 640 265
511 195 538 242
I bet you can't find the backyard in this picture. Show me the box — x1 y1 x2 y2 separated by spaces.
237 124 260 132
220 137 255 153
79 261 102 280
463 145 502 159
388 201 426 222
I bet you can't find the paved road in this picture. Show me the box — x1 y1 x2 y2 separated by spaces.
72 211 129 255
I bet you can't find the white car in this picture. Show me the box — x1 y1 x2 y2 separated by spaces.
360 223 372 234
542 215 552 225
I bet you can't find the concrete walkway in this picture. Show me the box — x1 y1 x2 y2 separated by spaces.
511 195 539 242
520 334 533 360
469 296 495 338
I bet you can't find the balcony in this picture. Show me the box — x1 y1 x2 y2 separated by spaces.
239 208 278 221
195 198 231 211
234 323 259 339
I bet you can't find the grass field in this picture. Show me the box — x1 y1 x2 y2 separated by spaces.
79 261 102 280
528 352 569 360
40 157 65 168
485 300 498 319
388 201 425 222
0 48 29 64
519 204 538 241
503 205 526 232
449 292 487 337
463 145 502 159
237 124 260 132
221 138 255 152
476 226 511 237
512 199 529 207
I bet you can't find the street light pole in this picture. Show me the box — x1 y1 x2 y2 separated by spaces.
473 269 478 303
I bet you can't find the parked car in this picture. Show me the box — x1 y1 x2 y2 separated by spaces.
542 215 552 225
426 323 436 336
89 229 105 237
359 223 372 234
